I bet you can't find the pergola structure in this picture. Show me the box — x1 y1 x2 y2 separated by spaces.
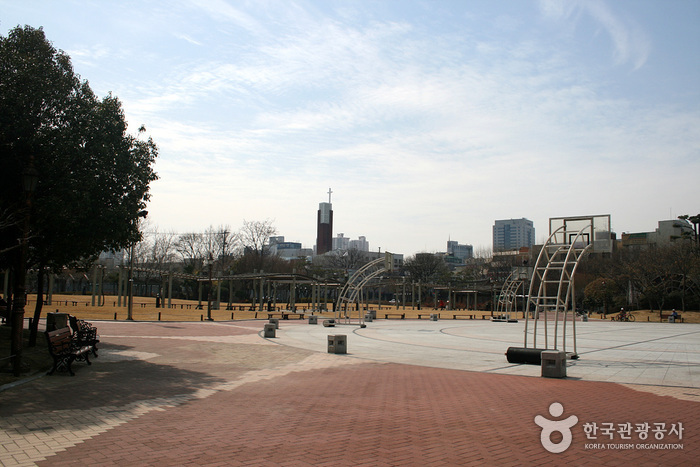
105 268 341 313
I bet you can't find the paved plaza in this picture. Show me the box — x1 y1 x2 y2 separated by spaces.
1 318 698 466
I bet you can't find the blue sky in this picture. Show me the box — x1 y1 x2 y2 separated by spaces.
3 0 699 256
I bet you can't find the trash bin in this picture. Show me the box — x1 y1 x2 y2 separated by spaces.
263 323 276 338
668 317 675 323
269 318 279 329
328 335 347 354
364 313 373 322
308 315 318 324
541 350 567 378
46 312 69 332
430 313 438 321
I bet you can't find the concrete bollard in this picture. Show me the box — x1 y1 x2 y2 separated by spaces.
308 315 318 324
541 350 567 378
328 335 347 354
264 323 276 338
269 318 279 329
323 319 335 327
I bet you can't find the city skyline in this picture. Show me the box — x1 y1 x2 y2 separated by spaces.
2 1 698 255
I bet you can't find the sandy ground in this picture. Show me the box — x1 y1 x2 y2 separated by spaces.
25 293 700 323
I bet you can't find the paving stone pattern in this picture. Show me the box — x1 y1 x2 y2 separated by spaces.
0 320 697 466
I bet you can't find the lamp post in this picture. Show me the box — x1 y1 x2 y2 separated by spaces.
127 210 147 321
10 160 39 376
206 253 214 321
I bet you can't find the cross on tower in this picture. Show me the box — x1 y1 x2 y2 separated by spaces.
328 187 333 203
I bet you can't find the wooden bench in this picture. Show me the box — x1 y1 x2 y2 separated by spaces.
417 313 440 319
384 313 405 319
45 327 92 376
660 313 683 323
69 315 100 357
452 314 475 320
267 312 305 320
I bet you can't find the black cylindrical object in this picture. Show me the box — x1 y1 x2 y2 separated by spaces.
505 347 548 365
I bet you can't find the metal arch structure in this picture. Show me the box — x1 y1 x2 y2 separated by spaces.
524 216 609 358
496 268 528 322
336 252 394 325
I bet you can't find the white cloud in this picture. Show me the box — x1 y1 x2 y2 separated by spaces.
10 1 692 253
538 0 650 70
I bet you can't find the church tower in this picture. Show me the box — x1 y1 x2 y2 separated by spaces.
316 188 333 255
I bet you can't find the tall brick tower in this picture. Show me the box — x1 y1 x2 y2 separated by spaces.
316 188 333 255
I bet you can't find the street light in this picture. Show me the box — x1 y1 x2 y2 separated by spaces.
127 210 148 321
206 253 214 321
10 160 39 376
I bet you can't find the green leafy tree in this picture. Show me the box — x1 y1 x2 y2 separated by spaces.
583 277 622 316
0 26 158 349
403 253 450 284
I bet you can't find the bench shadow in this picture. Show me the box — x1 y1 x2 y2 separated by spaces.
0 341 228 418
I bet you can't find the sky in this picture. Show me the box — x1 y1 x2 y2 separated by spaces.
2 0 699 256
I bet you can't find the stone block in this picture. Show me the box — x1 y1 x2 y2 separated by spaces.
328 334 347 354
541 350 567 378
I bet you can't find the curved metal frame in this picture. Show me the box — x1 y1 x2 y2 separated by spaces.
496 270 526 320
524 223 592 357
335 256 389 325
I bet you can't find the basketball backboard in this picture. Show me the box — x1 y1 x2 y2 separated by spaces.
549 215 612 253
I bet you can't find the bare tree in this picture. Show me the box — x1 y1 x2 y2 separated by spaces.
324 248 368 271
175 232 205 273
238 219 277 271
207 225 238 272
148 228 178 271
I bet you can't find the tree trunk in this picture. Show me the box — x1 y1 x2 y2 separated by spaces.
28 266 45 347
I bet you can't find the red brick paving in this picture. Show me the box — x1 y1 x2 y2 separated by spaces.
35 362 697 466
1 321 696 466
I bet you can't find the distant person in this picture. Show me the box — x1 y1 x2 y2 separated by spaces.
671 309 679 322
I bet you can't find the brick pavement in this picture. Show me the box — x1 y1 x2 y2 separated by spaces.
0 320 697 466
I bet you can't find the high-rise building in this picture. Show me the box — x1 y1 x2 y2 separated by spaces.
316 189 333 255
349 236 369 252
447 240 473 260
493 218 535 251
333 233 350 251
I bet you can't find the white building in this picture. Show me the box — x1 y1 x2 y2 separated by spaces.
332 233 350 251
332 234 369 252
349 236 369 252
493 218 535 251
621 219 694 249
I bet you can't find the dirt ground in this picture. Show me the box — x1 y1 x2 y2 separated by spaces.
1 293 697 387
22 293 700 323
